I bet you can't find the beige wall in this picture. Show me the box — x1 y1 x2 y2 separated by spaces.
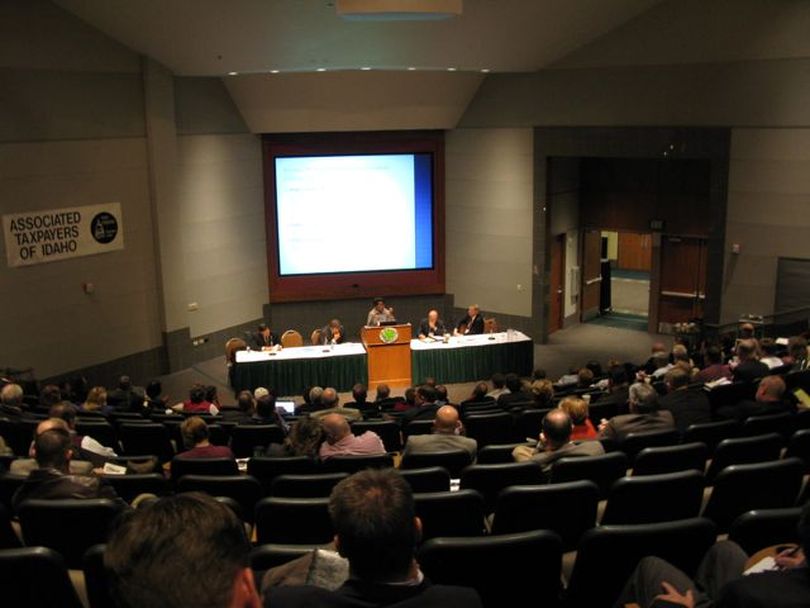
445 128 533 317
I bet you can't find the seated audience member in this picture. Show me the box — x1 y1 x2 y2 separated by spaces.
787 336 809 371
513 409 604 475
344 383 378 417
418 308 447 339
321 318 346 345
12 422 121 511
81 386 110 414
222 390 256 423
717 374 795 421
497 373 533 410
672 343 694 368
594 366 631 414
616 501 810 608
107 375 143 411
399 385 441 425
1 382 27 419
178 416 235 460
559 397 597 440
659 367 711 433
487 373 510 399
206 385 222 410
739 322 756 340
251 394 286 427
319 413 385 461
183 384 217 415
732 339 769 383
650 351 674 380
434 385 449 405
460 382 492 408
11 418 95 476
402 387 417 410
144 380 167 410
266 416 325 459
296 386 324 415
577 367 595 389
585 360 603 379
599 382 675 442
251 322 278 351
105 493 261 608
694 346 732 384
366 297 396 327
533 368 547 381
643 342 670 375
309 387 362 422
402 406 477 461
49 402 117 465
372 383 403 412
454 304 484 336
39 384 63 410
760 338 786 369
530 379 555 409
266 469 482 607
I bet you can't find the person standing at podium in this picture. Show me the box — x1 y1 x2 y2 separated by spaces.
455 304 484 335
366 297 396 326
418 308 446 340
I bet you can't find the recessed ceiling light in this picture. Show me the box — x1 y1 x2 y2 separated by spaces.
407 66 416 71
316 68 327 72
269 69 280 74
361 66 372 71
227 71 238 76
481 68 491 73
447 67 457 71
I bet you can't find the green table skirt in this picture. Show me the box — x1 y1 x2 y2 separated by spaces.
232 354 368 396
411 339 534 385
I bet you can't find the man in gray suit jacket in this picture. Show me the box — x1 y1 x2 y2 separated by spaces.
598 382 675 443
402 405 477 461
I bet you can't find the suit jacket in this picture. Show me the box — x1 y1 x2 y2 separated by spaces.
266 577 482 608
732 360 770 383
418 318 447 338
457 314 484 335
399 403 440 426
497 390 534 411
716 398 796 422
12 467 121 512
715 567 810 607
321 325 346 345
659 389 711 433
599 410 676 443
403 433 478 461
593 385 631 416
251 331 278 350
310 407 363 422
514 440 604 477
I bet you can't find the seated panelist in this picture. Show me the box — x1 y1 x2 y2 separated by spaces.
455 304 484 335
251 322 279 351
366 297 396 327
321 318 346 345
418 308 447 339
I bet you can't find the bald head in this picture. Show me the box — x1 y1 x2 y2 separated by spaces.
36 417 70 436
542 409 573 449
322 413 351 444
433 405 460 434
321 387 338 407
758 375 786 402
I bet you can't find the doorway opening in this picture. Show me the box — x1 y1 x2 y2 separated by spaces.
601 230 651 326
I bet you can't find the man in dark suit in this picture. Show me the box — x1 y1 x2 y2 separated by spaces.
659 367 711 433
455 304 484 335
616 501 810 607
399 385 440 427
717 374 796 421
265 468 482 608
107 375 144 411
250 323 278 351
497 373 534 410
591 366 631 416
598 382 675 443
320 318 346 345
732 339 769 383
418 308 447 339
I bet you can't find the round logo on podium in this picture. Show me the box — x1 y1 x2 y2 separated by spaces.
379 327 399 344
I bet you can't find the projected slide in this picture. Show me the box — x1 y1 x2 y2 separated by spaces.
275 154 433 276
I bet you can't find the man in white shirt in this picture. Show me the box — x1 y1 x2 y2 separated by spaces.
366 297 396 326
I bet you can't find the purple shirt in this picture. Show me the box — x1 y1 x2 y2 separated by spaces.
180 444 235 459
319 431 385 461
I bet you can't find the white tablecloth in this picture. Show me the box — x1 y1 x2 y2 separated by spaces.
235 342 366 363
409 330 531 351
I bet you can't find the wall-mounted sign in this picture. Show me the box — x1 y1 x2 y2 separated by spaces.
3 202 124 268
649 219 665 232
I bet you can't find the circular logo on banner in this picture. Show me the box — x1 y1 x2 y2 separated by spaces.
379 327 399 344
90 212 118 244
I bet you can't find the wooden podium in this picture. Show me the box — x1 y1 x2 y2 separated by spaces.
361 324 412 389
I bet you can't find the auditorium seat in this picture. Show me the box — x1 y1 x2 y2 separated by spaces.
255 497 333 544
632 442 708 476
83 544 114 608
247 456 318 494
0 546 84 607
683 420 740 454
550 451 629 499
413 490 486 539
102 473 170 504
418 530 562 608
74 420 118 451
177 475 263 524
702 458 804 532
322 453 394 474
398 467 451 493
351 420 402 452
250 543 323 573
230 425 285 458
478 443 529 464
270 473 348 498
309 328 322 345
280 329 304 347
482 317 498 333
619 429 681 459
0 473 26 511
741 412 795 442
459 461 545 513
401 419 433 438
463 412 513 447
728 507 803 555
565 518 717 608
117 423 174 463
18 498 124 568
0 503 20 549
601 470 704 525
400 449 472 478
704 433 783 483
513 409 549 442
785 428 810 471
707 381 758 411
491 480 599 551
586 400 619 426
170 456 239 482
111 454 161 474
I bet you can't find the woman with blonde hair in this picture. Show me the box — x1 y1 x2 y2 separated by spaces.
559 396 597 440
82 386 109 414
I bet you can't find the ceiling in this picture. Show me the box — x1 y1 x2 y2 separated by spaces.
54 0 662 76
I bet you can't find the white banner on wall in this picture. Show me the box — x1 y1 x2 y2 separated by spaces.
2 202 124 268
